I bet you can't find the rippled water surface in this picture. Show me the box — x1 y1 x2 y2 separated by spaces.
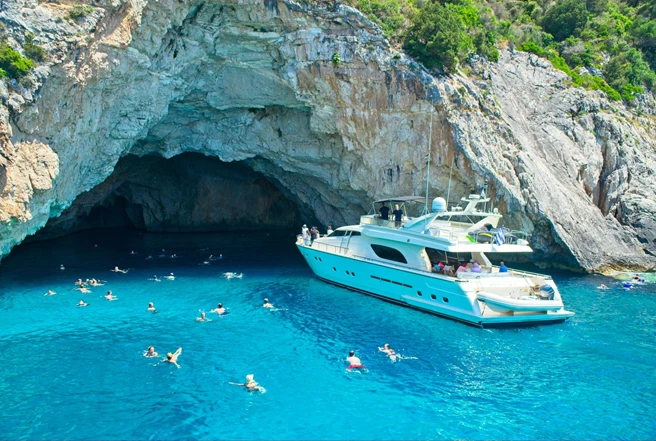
0 230 655 440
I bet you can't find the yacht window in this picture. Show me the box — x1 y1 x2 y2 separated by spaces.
370 245 407 264
329 230 347 237
350 231 361 236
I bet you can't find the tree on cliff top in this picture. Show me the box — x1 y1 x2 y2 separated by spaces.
403 1 474 71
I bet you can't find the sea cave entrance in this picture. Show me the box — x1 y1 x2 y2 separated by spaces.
31 152 306 241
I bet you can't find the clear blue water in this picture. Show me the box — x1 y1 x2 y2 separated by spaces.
1 229 655 440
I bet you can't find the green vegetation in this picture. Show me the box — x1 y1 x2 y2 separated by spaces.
23 33 46 63
342 0 656 101
0 43 34 79
332 52 342 66
69 4 93 20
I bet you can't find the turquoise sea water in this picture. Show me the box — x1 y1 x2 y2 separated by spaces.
0 229 655 440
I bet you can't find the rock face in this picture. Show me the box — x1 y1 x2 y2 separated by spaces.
0 0 654 272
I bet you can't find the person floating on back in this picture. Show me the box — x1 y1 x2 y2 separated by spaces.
378 343 397 362
111 266 129 273
230 374 266 393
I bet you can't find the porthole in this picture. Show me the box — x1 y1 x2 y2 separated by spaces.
314 256 317 260
431 294 437 300
443 297 449 303
333 267 336 272
346 270 350 275
352 272 356 277
417 291 423 297
319 258 322 262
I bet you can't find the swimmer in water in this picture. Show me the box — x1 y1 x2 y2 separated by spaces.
211 303 226 315
163 273 175 280
75 278 84 286
196 311 210 322
111 266 128 273
60 264 65 271
147 302 157 313
599 284 608 289
143 346 158 358
77 300 88 307
199 260 210 266
130 250 136 255
79 286 91 294
145 255 153 260
346 350 366 370
89 279 103 286
45 290 56 296
379 343 397 361
170 254 177 259
150 275 161 282
163 347 182 368
263 298 273 308
105 290 117 301
231 374 265 393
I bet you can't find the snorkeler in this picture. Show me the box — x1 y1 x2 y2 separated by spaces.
147 302 157 313
111 266 128 273
105 290 117 301
211 303 226 315
163 273 175 280
163 347 182 368
262 298 273 308
196 311 210 322
77 300 88 307
346 350 366 370
230 374 265 393
378 343 397 361
143 346 158 358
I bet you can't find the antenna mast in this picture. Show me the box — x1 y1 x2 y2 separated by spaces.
425 103 433 214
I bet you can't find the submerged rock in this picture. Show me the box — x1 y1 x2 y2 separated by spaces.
0 0 654 272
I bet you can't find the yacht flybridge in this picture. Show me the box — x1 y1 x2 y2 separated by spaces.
296 195 574 327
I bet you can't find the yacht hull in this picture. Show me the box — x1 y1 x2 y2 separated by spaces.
297 244 573 328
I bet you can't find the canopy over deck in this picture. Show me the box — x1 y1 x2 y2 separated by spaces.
373 196 425 204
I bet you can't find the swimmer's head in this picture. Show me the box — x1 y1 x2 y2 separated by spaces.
107 290 112 295
384 344 390 349
264 298 268 303
167 353 173 359
148 346 154 352
149 302 153 307
246 374 254 382
218 303 222 308
170 273 174 276
349 350 354 357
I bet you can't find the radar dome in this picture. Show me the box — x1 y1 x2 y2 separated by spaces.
431 197 447 213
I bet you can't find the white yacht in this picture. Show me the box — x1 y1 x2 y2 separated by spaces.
297 195 575 328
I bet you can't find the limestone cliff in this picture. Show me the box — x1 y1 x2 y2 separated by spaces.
0 0 654 272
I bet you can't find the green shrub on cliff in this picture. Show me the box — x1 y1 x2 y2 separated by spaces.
69 4 93 20
23 33 46 63
0 43 34 79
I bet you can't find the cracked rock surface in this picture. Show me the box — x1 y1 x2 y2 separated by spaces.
0 0 654 272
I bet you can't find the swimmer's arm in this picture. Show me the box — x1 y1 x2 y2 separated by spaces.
174 348 182 356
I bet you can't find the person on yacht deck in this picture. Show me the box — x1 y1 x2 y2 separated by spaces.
326 225 334 236
472 262 481 273
392 204 404 228
499 261 508 273
302 224 310 245
379 202 390 220
456 263 467 274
